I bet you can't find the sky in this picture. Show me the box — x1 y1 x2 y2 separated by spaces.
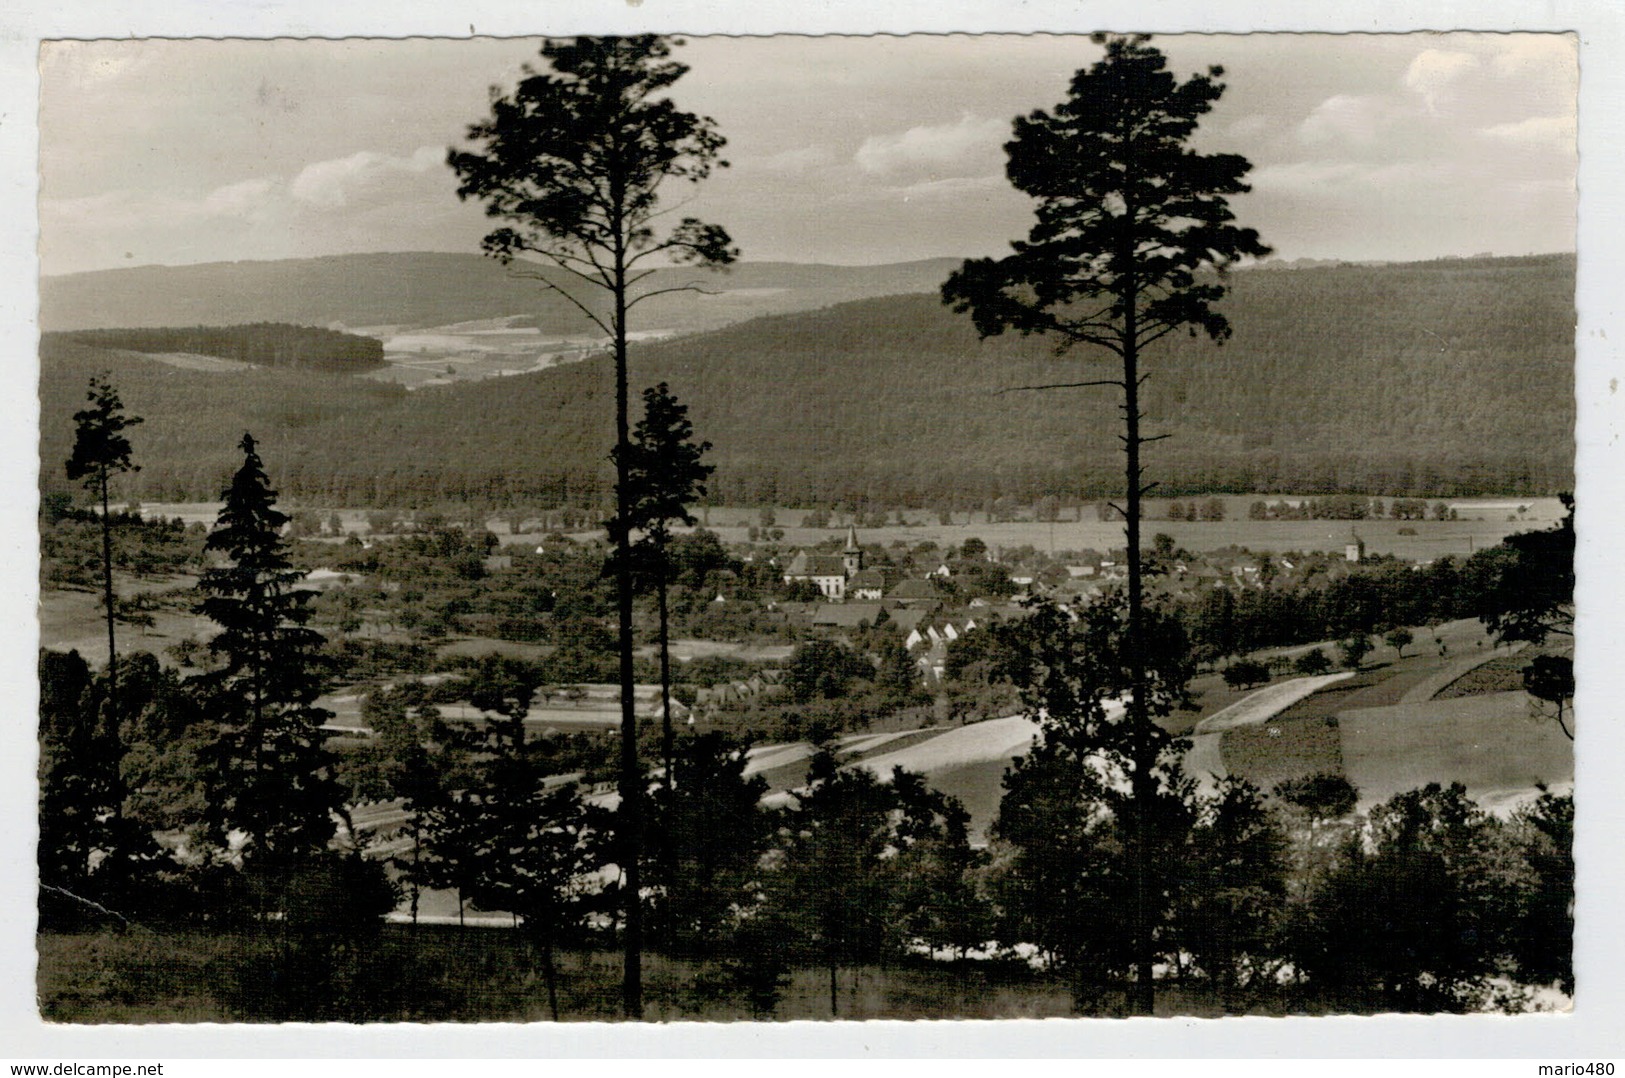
37 32 1577 277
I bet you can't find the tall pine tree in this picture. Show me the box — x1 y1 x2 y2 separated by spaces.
64 376 142 735
942 34 1268 1014
449 38 735 1017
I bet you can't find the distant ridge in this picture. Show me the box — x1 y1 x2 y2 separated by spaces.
39 253 1575 507
39 251 964 336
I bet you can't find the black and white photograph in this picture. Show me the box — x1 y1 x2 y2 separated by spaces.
7 0 1624 1060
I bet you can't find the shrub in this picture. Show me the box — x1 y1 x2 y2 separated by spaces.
1221 658 1270 690
1294 648 1332 675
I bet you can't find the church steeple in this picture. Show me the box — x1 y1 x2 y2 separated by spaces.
843 524 863 576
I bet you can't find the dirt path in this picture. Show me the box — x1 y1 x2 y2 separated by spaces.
1194 673 1353 735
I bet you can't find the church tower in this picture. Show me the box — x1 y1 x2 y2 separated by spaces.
843 524 864 576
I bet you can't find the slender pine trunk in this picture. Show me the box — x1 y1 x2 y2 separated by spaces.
829 960 839 1018
543 939 561 1022
409 821 421 925
1121 258 1157 1018
99 472 118 722
655 553 675 951
611 242 644 1021
659 554 674 796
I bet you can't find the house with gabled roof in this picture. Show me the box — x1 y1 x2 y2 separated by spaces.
847 567 891 601
811 602 886 630
783 524 867 600
888 605 936 636
888 577 941 606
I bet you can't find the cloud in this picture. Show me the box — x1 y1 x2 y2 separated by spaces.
1403 49 1479 112
290 145 443 209
884 174 1008 202
202 178 278 219
1250 159 1451 195
53 145 455 239
854 114 1006 179
1297 95 1396 147
1480 114 1576 150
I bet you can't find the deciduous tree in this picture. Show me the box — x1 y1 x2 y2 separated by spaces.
1293 783 1516 1011
1222 658 1269 690
1176 777 1289 1002
764 753 969 1017
461 672 602 1021
941 34 1267 1014
1477 495 1574 740
644 731 772 957
988 594 1198 1011
1337 633 1373 671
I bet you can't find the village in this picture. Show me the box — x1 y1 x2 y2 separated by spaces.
24 28 1587 1032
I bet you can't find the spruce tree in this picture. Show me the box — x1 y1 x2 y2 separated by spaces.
614 382 714 793
196 433 345 884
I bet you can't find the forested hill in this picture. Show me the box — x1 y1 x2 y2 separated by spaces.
39 252 962 336
39 254 1573 508
52 324 385 374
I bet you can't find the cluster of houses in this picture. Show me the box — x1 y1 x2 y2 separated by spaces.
683 526 1386 715
690 667 786 712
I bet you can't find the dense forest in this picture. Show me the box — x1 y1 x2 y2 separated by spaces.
52 324 385 374
38 254 1573 508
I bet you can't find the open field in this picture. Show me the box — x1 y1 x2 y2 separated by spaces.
1340 692 1573 813
1435 645 1558 700
637 638 795 664
125 497 1567 563
38 577 214 667
1222 716 1346 792
727 514 1560 563
358 318 610 389
109 348 255 373
814 626 1563 835
665 496 1567 559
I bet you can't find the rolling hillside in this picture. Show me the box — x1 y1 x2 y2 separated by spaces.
39 254 1574 507
39 252 962 337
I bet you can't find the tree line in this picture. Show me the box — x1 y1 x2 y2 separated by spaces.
52 324 386 373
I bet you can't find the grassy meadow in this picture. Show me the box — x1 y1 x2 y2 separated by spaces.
36 923 1412 1023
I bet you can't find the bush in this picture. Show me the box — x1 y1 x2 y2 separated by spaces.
1337 634 1373 670
1221 658 1270 690
1293 648 1332 675
1274 772 1357 819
